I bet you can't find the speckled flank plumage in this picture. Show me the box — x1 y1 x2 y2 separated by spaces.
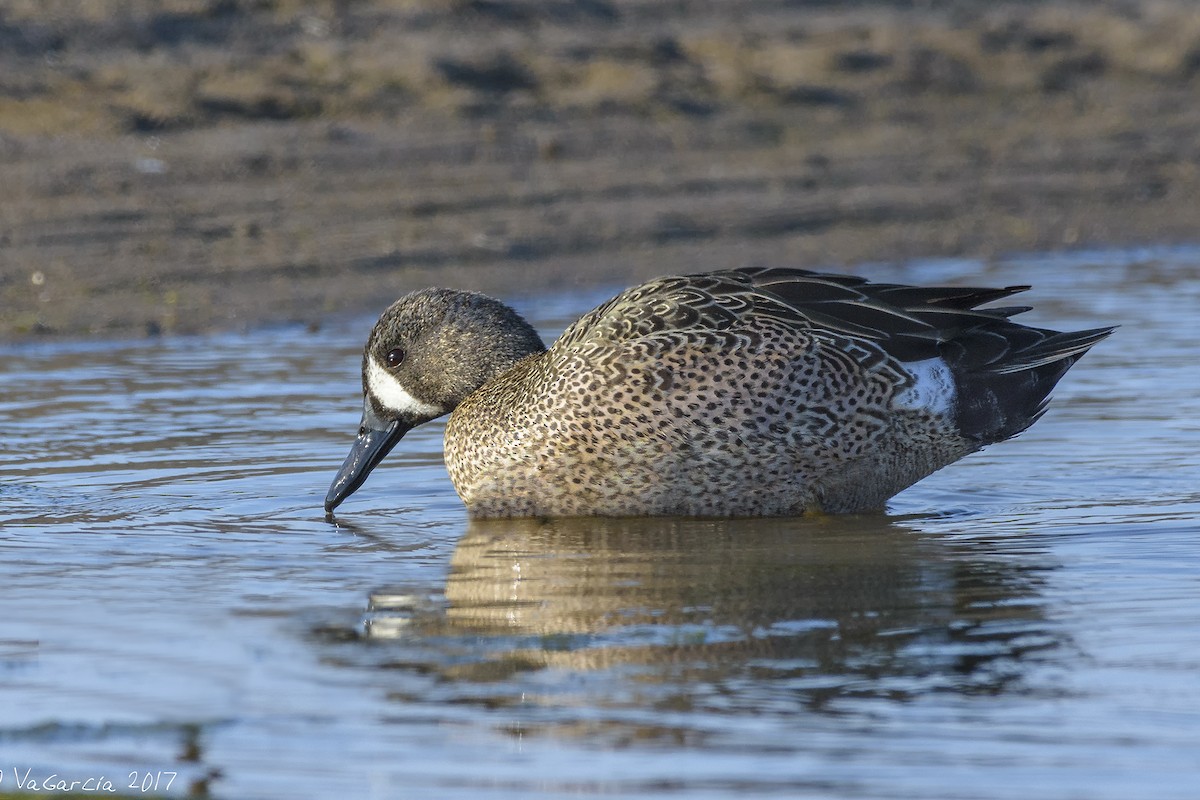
327 268 1113 517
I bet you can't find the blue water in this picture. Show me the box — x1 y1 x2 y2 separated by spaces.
2 248 1199 799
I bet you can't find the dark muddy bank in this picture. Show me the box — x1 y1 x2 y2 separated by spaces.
2 0 1198 338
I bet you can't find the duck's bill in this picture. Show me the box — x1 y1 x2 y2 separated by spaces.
324 416 412 513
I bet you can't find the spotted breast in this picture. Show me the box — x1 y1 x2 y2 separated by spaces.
325 268 1113 517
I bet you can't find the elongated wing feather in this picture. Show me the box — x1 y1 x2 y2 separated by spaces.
556 267 1078 370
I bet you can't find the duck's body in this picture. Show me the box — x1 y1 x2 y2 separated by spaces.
325 268 1112 518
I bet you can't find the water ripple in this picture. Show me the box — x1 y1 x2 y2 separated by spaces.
3 248 1200 799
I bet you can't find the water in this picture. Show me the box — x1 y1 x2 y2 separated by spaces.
2 248 1199 799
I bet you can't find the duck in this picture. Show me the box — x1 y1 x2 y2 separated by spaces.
324 268 1112 518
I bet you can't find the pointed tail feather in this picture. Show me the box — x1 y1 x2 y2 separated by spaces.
989 326 1117 374
955 325 1115 444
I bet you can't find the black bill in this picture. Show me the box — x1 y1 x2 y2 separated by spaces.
324 406 412 513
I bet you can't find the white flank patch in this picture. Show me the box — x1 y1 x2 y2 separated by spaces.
366 355 442 418
893 357 955 416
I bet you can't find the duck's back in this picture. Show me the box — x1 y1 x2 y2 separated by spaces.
444 269 1111 518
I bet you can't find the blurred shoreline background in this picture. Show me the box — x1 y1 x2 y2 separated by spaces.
1 0 1197 339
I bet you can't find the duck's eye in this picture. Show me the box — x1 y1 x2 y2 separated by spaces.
386 347 405 368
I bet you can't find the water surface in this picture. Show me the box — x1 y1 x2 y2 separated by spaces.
2 249 1199 799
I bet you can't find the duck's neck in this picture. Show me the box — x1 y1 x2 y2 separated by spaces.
434 295 547 410
463 330 546 404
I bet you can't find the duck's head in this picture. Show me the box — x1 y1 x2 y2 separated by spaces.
324 288 544 514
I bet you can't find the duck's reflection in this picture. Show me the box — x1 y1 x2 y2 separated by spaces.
363 515 1059 704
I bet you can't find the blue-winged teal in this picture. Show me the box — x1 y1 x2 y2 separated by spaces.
325 268 1112 517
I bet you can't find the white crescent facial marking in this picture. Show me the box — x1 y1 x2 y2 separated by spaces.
366 355 442 418
894 357 956 416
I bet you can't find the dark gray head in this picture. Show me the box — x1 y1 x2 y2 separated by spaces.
325 288 545 513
